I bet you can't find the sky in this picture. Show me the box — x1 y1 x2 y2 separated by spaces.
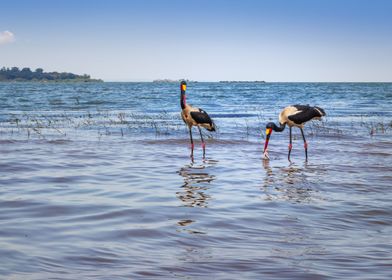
1 0 392 82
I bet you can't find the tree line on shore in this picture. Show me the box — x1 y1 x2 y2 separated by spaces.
0 67 101 82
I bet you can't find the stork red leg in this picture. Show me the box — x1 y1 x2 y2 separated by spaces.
198 126 206 158
288 126 293 161
300 128 308 161
189 127 194 159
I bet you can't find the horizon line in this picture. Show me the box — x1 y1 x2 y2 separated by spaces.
103 80 392 83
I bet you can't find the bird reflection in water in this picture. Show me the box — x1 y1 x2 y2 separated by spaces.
261 161 315 203
176 159 217 208
176 159 217 235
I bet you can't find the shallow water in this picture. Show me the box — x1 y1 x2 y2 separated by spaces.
1 82 392 279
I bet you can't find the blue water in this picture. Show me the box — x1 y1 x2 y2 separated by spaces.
0 82 391 279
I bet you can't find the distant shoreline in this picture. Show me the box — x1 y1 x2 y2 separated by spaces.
152 79 197 83
0 79 103 83
151 79 266 83
219 80 266 83
0 67 103 83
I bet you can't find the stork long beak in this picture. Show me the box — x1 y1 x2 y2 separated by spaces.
263 128 272 159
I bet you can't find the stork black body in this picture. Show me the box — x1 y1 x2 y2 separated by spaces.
263 105 326 161
180 81 215 160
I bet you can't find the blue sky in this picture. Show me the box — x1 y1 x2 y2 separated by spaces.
1 0 391 81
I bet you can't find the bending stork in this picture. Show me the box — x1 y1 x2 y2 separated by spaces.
263 105 326 161
180 81 216 159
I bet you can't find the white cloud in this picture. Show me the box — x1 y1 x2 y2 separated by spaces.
0 31 15 45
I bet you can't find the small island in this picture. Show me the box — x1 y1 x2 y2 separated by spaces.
219 80 266 83
152 79 197 83
0 67 103 82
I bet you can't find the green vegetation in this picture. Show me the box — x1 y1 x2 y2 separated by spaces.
0 67 103 82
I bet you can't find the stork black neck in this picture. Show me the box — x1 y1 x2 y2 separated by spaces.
267 122 286 132
180 91 186 109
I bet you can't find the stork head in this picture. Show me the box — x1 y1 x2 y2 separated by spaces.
263 122 274 159
180 81 187 93
180 81 187 109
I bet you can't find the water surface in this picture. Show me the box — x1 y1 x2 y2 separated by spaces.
1 82 391 279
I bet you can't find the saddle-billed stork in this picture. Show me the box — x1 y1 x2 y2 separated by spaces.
180 81 216 159
263 105 326 161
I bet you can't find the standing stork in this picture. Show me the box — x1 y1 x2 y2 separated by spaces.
180 81 216 159
263 105 326 161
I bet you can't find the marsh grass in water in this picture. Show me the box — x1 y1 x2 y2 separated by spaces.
1 109 390 142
